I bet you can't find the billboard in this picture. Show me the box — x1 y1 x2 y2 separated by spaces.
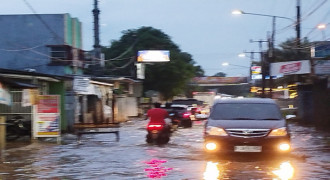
311 41 330 58
192 77 248 84
34 95 60 137
137 50 170 63
314 60 330 75
270 60 311 76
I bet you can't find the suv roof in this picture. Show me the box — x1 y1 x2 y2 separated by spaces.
213 98 276 105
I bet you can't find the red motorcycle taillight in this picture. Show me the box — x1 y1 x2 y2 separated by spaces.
147 124 164 131
182 112 191 118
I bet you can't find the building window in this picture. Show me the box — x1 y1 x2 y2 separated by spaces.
47 45 72 65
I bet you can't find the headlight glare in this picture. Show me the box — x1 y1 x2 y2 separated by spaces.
205 142 218 151
269 127 288 136
278 143 291 151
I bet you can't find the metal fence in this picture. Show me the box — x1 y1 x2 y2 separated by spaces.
0 90 33 121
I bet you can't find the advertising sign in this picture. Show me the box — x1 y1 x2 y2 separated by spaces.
314 60 330 75
136 63 145 79
22 89 39 107
73 76 90 94
35 95 60 137
192 77 248 84
36 113 60 136
311 42 330 58
251 66 262 74
270 60 311 76
137 50 170 63
0 82 11 106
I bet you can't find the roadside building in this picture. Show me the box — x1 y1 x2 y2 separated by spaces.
0 14 84 75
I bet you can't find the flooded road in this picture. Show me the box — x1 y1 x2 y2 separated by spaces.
0 119 329 179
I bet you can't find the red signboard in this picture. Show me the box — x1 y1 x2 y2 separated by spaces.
279 62 302 74
37 95 59 113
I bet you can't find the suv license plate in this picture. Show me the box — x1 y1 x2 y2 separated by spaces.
234 146 262 152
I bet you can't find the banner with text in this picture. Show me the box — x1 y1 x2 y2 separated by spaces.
35 95 60 137
270 60 311 76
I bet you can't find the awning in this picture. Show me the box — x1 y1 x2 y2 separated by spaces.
0 78 38 88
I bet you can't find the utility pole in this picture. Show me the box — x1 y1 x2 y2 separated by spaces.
92 0 101 74
296 0 301 55
268 17 277 98
250 39 268 98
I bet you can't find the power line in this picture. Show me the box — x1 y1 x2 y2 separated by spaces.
22 0 65 43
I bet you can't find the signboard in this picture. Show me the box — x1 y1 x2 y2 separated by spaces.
22 89 39 107
270 60 311 76
35 95 60 137
311 42 330 58
136 63 145 79
137 50 170 63
251 66 262 74
251 74 262 80
35 113 60 136
192 77 248 84
73 76 90 94
314 60 330 75
0 82 11 106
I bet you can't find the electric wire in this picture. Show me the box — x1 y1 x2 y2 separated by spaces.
22 0 65 43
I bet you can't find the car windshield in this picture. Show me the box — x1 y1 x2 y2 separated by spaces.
210 103 282 120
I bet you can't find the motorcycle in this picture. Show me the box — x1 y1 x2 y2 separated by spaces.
146 122 171 145
6 115 32 141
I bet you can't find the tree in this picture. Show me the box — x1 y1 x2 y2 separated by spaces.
213 72 226 77
102 26 203 100
274 37 311 62
272 37 311 86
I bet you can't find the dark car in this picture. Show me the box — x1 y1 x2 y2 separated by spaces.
204 98 291 154
164 104 193 128
171 98 206 121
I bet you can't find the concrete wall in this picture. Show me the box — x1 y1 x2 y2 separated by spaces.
115 96 139 122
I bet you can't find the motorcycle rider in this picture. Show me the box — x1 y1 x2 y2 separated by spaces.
147 102 171 128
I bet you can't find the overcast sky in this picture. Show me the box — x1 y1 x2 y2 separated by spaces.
2 0 329 76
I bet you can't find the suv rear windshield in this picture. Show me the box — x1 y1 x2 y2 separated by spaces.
210 103 282 120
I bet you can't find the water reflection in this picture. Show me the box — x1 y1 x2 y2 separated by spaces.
203 161 220 180
144 159 173 179
272 161 294 180
202 160 295 180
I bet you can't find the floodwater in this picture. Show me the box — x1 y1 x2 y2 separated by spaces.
0 119 329 179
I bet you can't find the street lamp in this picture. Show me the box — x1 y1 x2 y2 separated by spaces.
222 62 249 68
232 9 296 98
317 23 327 40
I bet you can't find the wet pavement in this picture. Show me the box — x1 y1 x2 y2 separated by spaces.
0 119 329 179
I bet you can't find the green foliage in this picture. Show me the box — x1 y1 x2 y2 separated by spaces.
274 37 311 62
213 72 226 77
102 26 203 100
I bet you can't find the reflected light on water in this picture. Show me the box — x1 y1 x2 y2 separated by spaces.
203 161 220 180
272 161 294 180
144 159 173 179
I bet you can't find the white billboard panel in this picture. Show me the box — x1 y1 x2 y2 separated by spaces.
270 60 311 76
137 50 170 63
